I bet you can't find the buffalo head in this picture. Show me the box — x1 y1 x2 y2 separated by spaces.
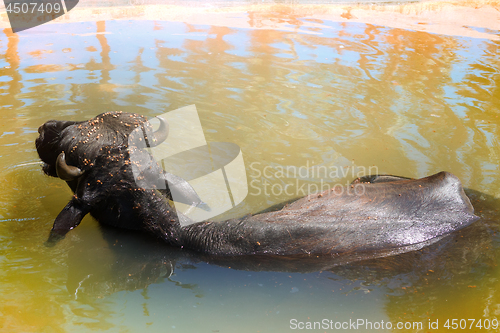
36 112 167 181
36 111 200 245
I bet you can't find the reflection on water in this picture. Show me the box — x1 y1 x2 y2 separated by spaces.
0 2 499 332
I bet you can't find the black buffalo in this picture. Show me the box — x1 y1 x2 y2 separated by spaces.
36 111 479 258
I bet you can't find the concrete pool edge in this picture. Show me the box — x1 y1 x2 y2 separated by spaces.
0 0 498 40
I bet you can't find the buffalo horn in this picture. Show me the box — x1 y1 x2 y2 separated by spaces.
56 152 84 181
147 116 169 147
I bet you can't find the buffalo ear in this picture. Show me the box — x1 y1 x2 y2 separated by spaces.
45 198 88 247
56 152 84 181
162 172 209 210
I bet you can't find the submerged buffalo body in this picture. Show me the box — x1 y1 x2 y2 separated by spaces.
35 112 479 257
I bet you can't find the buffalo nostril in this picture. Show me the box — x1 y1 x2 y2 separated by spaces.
38 126 43 134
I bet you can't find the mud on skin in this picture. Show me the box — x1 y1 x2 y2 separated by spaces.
35 112 479 258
